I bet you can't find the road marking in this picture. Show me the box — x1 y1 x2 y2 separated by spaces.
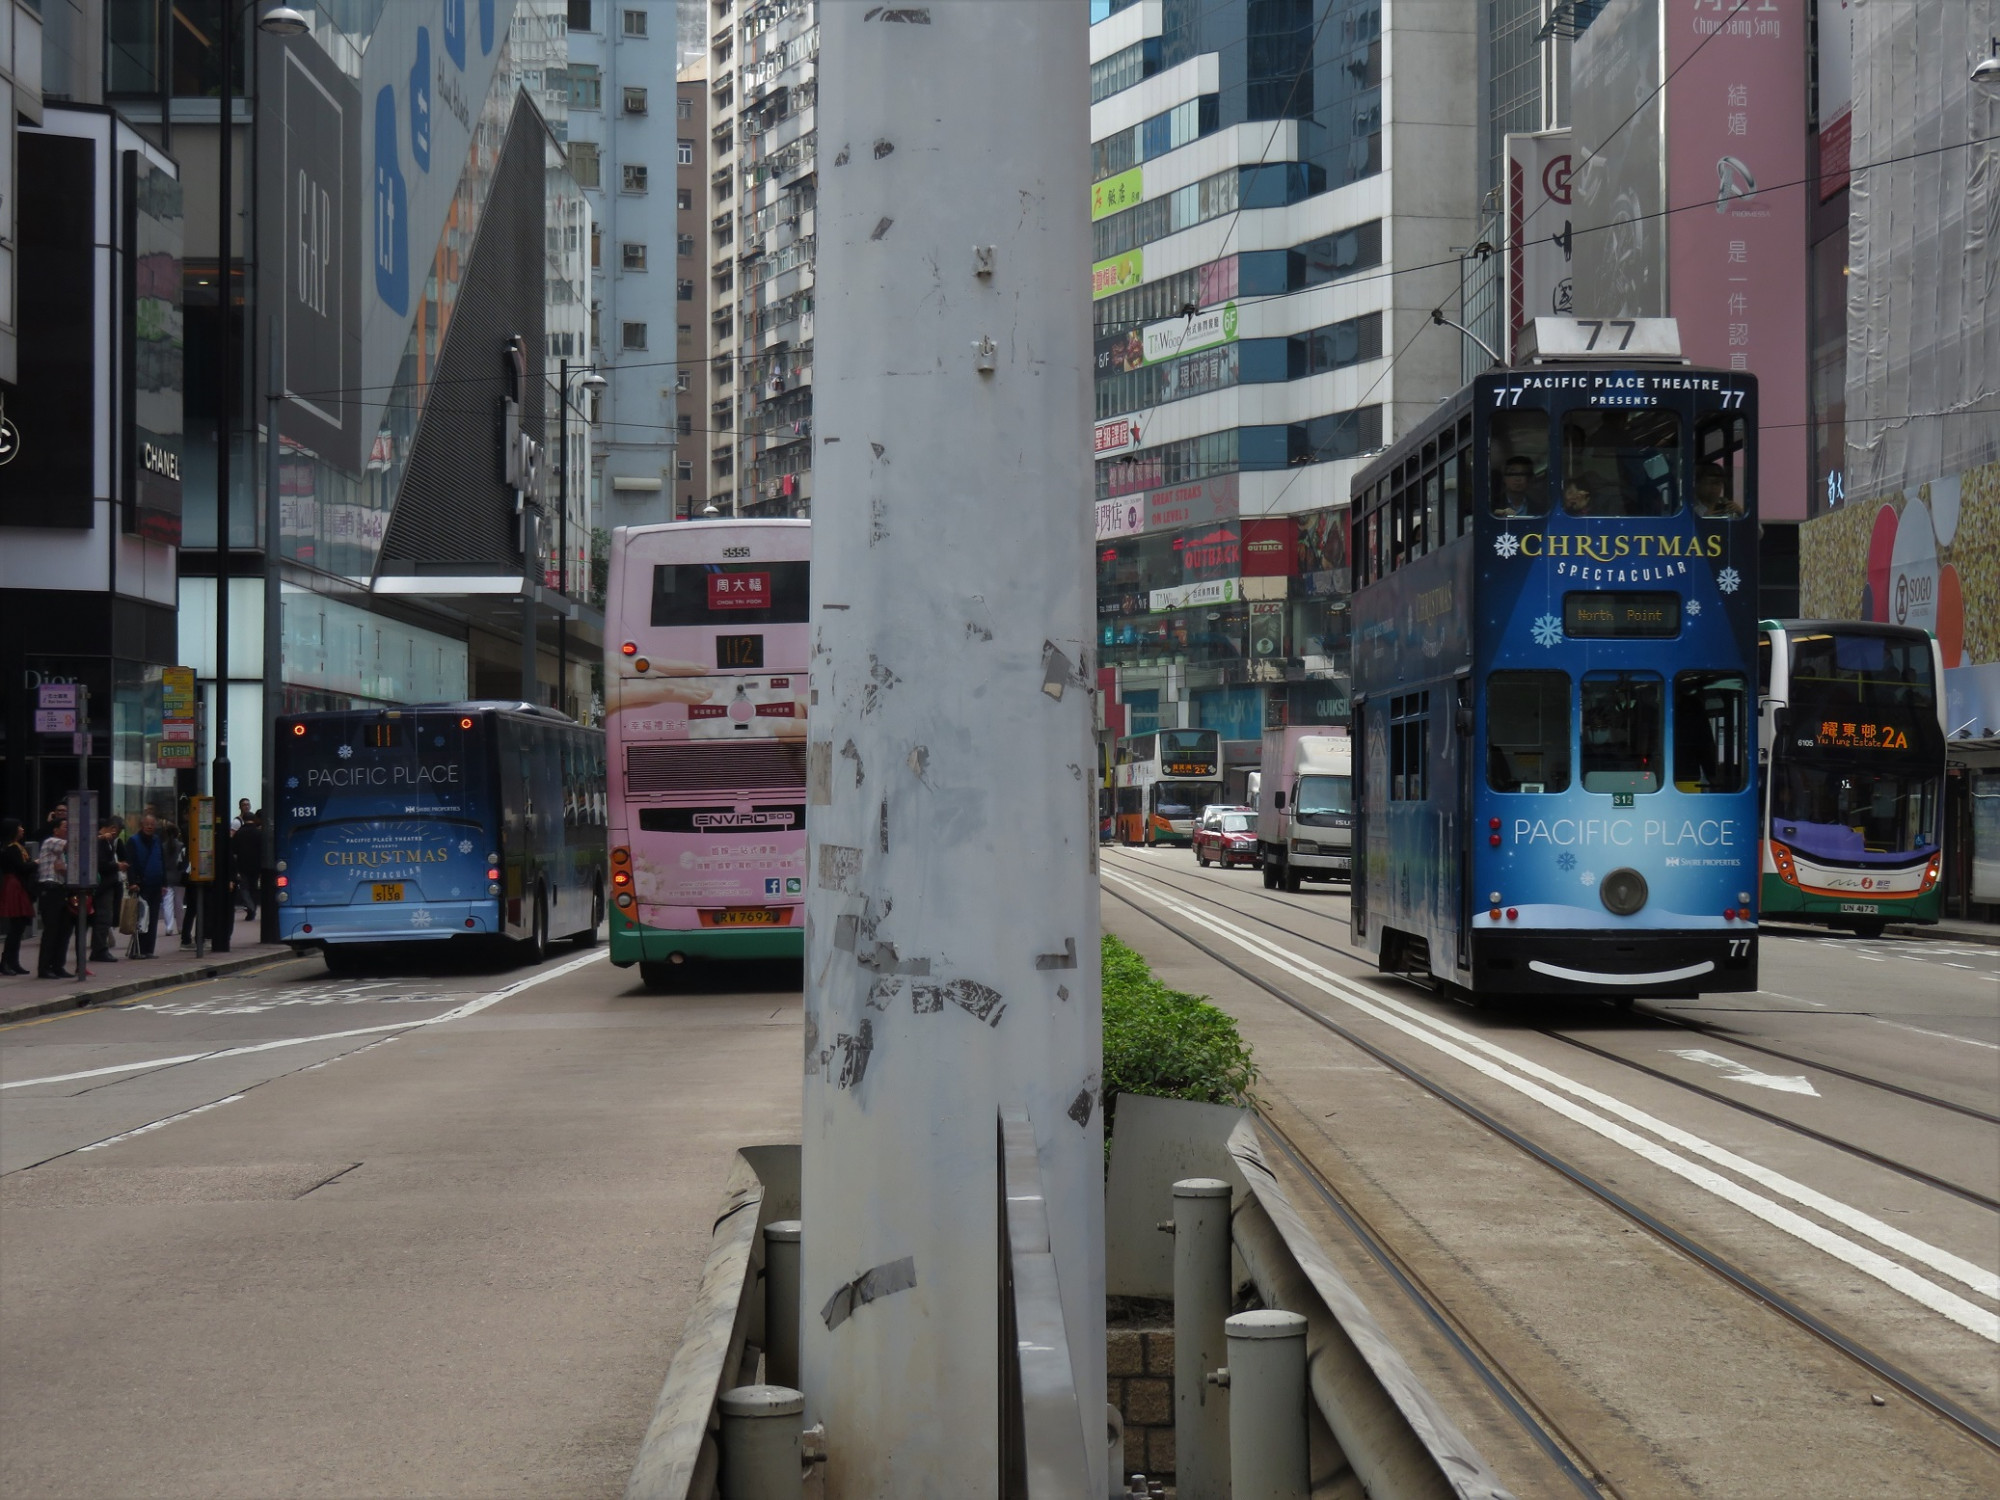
1105 869 2000 1334
1666 1048 1821 1095
0 949 607 1093
1864 1016 2000 1051
74 1094 247 1152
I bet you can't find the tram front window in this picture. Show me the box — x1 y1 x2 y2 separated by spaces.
1581 671 1664 793
1486 671 1571 792
1489 409 1550 518
1560 408 1683 517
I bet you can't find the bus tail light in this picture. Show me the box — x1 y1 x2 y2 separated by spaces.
621 642 637 656
612 846 631 866
487 868 501 880
634 658 650 673
1506 908 1518 921
616 893 635 909
1921 853 1941 893
291 723 306 736
460 716 474 729
275 875 288 887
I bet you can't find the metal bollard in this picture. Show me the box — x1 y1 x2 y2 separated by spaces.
763 1220 802 1389
1225 1310 1309 1500
718 1384 805 1500
1173 1178 1233 1500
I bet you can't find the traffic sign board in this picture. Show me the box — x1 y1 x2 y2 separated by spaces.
34 709 77 734
38 683 79 710
157 742 197 768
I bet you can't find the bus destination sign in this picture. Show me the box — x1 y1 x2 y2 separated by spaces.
1562 591 1681 638
1164 760 1215 777
708 572 771 610
1800 719 1913 752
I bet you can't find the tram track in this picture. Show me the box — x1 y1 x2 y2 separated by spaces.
1100 866 2000 1460
1104 850 2000 1166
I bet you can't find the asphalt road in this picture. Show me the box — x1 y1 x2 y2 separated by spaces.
1103 845 2000 1499
0 942 803 1500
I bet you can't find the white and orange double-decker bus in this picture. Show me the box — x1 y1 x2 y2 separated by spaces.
604 520 808 985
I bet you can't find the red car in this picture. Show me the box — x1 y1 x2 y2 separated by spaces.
1192 807 1259 868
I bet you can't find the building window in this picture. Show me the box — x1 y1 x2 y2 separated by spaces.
675 369 691 391
622 322 648 350
677 139 695 166
623 8 647 36
570 141 601 188
622 163 649 193
677 94 693 120
569 63 601 109
678 414 693 435
677 459 694 481
624 87 648 114
568 0 593 30
677 278 695 301
679 322 693 345
677 188 693 210
623 242 648 271
678 233 695 257
591 226 602 267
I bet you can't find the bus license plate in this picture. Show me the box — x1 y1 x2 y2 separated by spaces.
715 907 777 926
371 883 405 903
1838 902 1879 915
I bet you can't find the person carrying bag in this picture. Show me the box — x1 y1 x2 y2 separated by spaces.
1 818 36 976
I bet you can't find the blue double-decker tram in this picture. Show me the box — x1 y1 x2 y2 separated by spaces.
1349 319 1760 1001
274 702 607 970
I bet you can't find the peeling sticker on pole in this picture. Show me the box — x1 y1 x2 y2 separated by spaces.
1034 937 1077 971
909 978 1005 1026
1040 641 1073 700
809 741 833 805
834 1019 874 1090
818 844 863 893
820 1254 918 1331
840 738 865 787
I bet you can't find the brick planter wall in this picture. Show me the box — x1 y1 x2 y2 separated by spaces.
1106 1325 1175 1479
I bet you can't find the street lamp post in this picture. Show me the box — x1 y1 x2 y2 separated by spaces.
555 359 606 718
211 3 309 951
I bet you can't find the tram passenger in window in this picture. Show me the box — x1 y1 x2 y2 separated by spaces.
1694 462 1743 518
1562 474 1598 516
1493 455 1538 517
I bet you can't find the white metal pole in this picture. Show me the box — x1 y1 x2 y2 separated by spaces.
1174 1178 1233 1498
1225 1310 1309 1500
801 2 1101 1492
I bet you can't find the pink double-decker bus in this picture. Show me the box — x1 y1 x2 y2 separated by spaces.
604 519 809 985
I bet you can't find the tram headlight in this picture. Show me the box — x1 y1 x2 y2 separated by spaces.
1599 867 1649 917
488 883 503 896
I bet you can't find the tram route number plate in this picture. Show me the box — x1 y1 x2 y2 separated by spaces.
1612 793 1635 807
1838 902 1880 915
371 883 406 903
714 907 779 926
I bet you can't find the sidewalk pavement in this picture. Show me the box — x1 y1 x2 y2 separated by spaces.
0 941 302 1025
1888 916 2000 947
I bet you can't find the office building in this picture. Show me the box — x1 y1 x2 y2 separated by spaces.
1089 0 1477 751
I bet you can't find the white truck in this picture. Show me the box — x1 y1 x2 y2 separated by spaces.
1257 727 1353 892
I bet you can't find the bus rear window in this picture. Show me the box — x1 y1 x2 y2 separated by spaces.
1581 671 1664 793
1486 671 1570 792
651 561 810 626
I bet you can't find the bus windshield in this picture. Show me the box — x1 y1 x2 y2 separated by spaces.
1294 774 1352 820
1789 631 1938 714
1151 782 1215 818
1771 763 1940 860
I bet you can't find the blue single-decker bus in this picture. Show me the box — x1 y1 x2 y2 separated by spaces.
274 702 606 965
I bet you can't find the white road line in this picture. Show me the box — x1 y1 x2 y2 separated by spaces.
1105 869 2000 1337
0 949 607 1093
75 1094 247 1152
1865 1016 2000 1052
1666 1048 1819 1095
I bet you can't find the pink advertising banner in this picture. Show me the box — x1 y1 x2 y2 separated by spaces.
1668 0 1810 520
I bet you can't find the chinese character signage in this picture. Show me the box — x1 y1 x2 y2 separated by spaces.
1805 719 1913 752
1091 167 1143 222
708 572 771 611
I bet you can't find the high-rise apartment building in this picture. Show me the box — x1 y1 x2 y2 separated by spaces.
1090 0 1476 750
676 58 711 519
704 0 816 518
568 0 681 530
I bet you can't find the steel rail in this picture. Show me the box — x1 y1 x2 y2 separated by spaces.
1102 877 2000 1458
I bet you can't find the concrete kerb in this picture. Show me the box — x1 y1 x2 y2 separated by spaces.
626 1144 802 1500
0 945 304 1025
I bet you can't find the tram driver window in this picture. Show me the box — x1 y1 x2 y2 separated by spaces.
1694 412 1748 518
1581 671 1665 793
1486 671 1571 792
1489 411 1549 517
1673 672 1749 793
1561 408 1683 517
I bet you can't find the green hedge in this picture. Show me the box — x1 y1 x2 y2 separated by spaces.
1102 934 1256 1139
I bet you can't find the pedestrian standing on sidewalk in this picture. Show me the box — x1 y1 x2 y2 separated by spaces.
91 816 126 963
121 811 170 959
35 808 74 979
233 809 262 920
0 818 36 976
